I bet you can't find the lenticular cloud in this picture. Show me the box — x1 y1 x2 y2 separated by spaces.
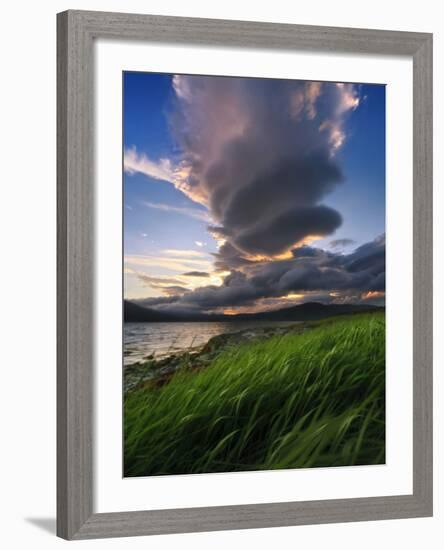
169 75 360 260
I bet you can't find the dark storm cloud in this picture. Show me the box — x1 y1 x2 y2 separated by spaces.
135 295 180 308
218 154 342 235
343 235 385 273
212 242 257 271
182 271 211 278
146 235 385 314
228 205 342 256
170 76 360 259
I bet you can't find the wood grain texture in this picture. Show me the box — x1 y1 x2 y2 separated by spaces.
70 9 429 55
56 10 433 540
72 494 429 540
412 34 433 512
57 10 94 540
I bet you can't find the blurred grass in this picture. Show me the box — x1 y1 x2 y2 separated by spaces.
124 312 385 476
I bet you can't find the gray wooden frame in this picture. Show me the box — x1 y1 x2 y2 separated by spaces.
57 9 433 540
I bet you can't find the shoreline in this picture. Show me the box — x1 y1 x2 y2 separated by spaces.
124 321 308 393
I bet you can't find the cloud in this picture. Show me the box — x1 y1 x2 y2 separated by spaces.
143 234 385 314
168 77 360 260
126 270 184 287
182 271 211 278
158 285 190 296
124 147 174 182
136 295 185 308
361 290 385 302
224 205 342 257
329 238 356 249
142 201 209 222
343 234 385 273
125 254 212 273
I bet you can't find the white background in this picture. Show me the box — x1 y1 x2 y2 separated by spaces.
0 0 442 548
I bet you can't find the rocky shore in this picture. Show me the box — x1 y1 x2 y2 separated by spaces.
124 322 308 393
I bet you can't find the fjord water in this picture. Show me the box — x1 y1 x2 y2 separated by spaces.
123 321 297 366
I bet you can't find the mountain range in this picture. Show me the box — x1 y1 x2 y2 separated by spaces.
124 299 383 323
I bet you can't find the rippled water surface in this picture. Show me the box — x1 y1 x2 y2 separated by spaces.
124 321 297 366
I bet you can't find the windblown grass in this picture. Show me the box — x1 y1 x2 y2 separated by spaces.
124 312 385 476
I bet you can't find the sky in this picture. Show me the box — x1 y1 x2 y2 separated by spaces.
123 72 385 315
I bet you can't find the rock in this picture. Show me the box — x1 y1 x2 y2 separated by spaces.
124 322 307 393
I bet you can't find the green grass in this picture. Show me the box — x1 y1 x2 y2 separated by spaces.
124 312 385 476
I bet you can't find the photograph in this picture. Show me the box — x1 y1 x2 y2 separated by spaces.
122 71 386 478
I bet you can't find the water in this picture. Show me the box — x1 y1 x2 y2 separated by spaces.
124 321 297 366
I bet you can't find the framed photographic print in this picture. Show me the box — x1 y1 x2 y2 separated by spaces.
57 10 433 540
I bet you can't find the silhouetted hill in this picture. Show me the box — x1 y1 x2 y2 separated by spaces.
124 300 383 323
124 301 178 322
236 301 381 321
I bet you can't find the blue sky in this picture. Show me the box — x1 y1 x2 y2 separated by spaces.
124 73 218 277
320 83 385 247
123 72 385 312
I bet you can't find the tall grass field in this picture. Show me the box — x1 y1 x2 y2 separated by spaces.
124 312 385 477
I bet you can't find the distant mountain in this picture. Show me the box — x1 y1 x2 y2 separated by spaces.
124 300 383 323
236 301 382 321
124 300 178 322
